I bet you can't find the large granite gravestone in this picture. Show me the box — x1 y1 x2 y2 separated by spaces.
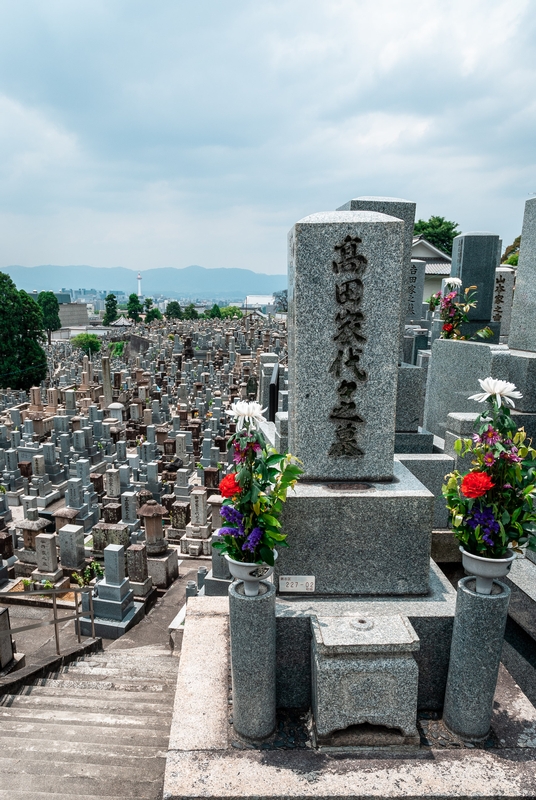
273 208 456 745
450 232 501 322
288 211 404 481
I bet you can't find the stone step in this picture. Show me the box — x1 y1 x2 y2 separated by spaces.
0 763 162 799
33 676 175 697
61 664 177 680
0 737 165 764
0 793 155 800
14 683 173 705
80 654 175 667
0 705 169 730
0 719 170 746
1 692 174 717
0 755 164 782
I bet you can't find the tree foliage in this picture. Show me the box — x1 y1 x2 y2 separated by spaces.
501 235 520 265
206 303 222 319
37 291 61 344
144 297 153 311
145 307 163 323
220 305 243 319
166 301 182 319
0 273 47 390
103 293 118 325
127 293 143 321
182 303 199 320
414 216 461 256
71 333 101 355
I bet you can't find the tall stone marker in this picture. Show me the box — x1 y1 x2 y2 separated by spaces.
508 198 536 352
288 211 404 481
450 232 501 322
337 197 416 353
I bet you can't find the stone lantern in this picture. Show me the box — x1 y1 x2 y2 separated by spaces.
138 499 167 556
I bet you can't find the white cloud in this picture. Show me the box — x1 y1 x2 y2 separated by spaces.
0 0 534 273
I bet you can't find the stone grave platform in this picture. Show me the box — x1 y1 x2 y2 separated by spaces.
163 595 536 800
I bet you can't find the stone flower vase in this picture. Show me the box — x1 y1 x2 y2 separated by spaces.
460 547 516 595
225 550 278 597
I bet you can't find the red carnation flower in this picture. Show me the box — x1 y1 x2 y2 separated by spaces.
219 473 242 498
461 471 494 499
442 323 454 332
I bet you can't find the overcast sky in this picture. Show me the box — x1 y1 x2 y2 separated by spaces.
0 0 534 275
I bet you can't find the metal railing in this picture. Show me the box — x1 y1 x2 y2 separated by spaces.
0 586 96 656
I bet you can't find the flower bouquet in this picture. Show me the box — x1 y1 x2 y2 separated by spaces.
436 278 492 340
443 379 536 580
213 401 302 568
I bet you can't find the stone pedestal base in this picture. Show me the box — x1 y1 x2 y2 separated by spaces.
30 567 66 585
130 576 153 599
78 601 145 639
180 534 212 557
311 613 420 743
147 548 179 588
277 460 433 596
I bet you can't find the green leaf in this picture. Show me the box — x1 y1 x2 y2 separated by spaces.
260 546 274 566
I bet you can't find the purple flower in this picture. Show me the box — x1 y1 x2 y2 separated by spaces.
503 483 513 490
220 505 244 525
482 426 500 445
242 526 264 553
218 527 242 538
464 505 500 547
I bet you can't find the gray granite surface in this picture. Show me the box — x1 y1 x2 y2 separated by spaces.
422 339 510 438
336 196 416 353
450 232 501 321
275 560 456 711
312 616 420 739
288 210 404 480
508 197 536 351
395 453 454 528
443 577 510 741
277 459 433 596
229 580 276 741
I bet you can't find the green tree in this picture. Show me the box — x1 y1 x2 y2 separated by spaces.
166 301 182 319
127 293 143 321
145 307 163 323
71 333 101 356
144 297 153 312
0 274 47 390
414 216 461 256
501 235 520 265
220 305 243 319
207 303 222 319
103 293 118 325
37 291 61 344
183 303 199 320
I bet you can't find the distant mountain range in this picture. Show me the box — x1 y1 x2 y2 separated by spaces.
0 264 287 301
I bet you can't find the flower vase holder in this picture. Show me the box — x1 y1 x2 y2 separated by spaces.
228 580 276 741
443 576 510 741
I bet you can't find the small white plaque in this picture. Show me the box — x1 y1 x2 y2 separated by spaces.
279 575 315 593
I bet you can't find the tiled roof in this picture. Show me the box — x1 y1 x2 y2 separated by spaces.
423 258 451 275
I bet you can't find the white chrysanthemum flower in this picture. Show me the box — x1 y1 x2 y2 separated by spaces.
468 377 523 408
225 400 267 428
445 277 462 288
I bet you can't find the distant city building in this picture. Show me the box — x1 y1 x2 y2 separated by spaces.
244 294 275 313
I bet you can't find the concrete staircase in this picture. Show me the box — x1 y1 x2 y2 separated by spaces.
0 645 179 800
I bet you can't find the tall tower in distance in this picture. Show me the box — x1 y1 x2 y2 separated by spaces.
137 272 142 298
